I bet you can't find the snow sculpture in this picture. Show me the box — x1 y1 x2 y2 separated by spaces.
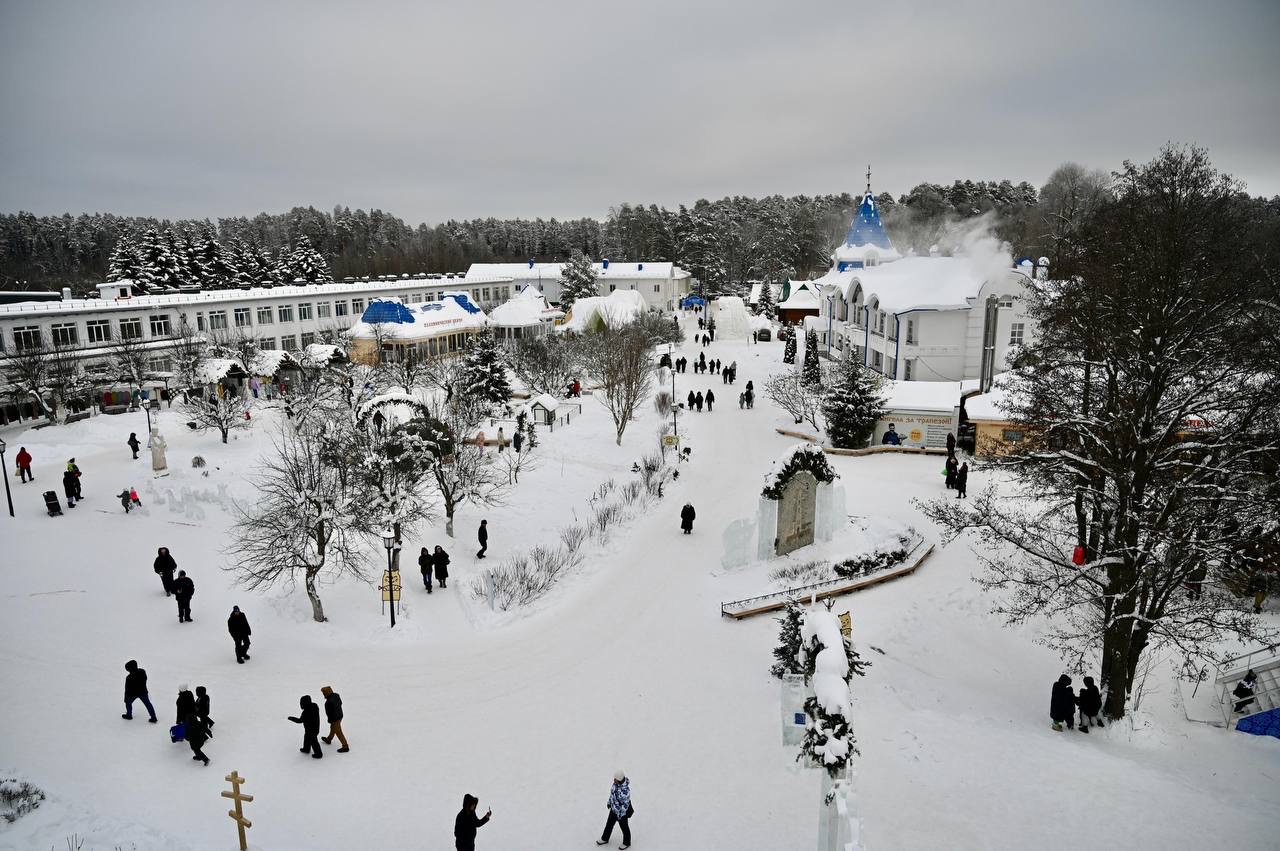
150 428 169 475
720 517 757 570
711 296 751 340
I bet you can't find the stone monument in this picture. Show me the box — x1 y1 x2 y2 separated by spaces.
775 470 818 555
150 427 169 476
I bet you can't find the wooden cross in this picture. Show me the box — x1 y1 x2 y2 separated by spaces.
221 770 254 851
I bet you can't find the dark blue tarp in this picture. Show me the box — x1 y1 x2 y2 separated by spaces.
1235 707 1280 739
361 300 415 324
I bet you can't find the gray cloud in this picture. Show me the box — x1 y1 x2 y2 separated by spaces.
1 0 1276 222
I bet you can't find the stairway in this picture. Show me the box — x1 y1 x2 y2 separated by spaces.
1215 647 1280 734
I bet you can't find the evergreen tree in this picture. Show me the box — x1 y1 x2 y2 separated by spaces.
783 332 797 364
797 600 868 779
193 230 238 288
281 235 333 283
770 600 805 678
106 239 141 282
802 328 822 386
231 238 274 286
559 250 598 310
134 227 185 292
460 328 512 407
756 280 777 318
821 350 886 449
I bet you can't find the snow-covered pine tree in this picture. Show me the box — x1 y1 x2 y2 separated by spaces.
559 250 598 311
821 350 886 449
783 332 797 364
460 328 512 408
106 238 141 282
756 280 777 319
230 238 270 286
770 599 805 678
193 230 238 288
283 235 333 284
797 600 867 779
177 227 208 285
134 227 186 292
802 328 822 386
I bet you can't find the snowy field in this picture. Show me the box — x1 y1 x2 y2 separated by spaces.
2 317 1278 851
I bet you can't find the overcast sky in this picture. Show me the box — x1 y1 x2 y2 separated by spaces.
1 0 1276 223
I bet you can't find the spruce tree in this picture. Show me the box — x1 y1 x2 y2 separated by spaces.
770 600 805 678
559 251 598 310
802 328 822 386
821 350 886 449
283 235 333 284
107 239 141 282
783 332 797 364
460 328 512 408
756 280 777 319
134 227 186 292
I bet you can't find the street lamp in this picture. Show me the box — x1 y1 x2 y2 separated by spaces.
380 527 398 628
0 438 12 518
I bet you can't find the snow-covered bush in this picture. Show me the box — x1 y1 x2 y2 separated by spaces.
559 523 588 555
763 369 821 430
191 455 206 468
797 602 868 779
832 536 912 578
770 599 805 678
476 544 586 611
802 328 822 387
768 559 833 587
0 777 44 823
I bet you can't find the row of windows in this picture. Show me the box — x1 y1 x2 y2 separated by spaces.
193 298 361 332
607 283 664 294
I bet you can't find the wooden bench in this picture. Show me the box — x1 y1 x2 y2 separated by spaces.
65 411 90 424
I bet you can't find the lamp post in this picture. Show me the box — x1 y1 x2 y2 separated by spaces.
0 438 12 517
380 527 398 628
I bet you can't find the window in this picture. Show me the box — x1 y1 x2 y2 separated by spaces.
351 299 364 313
148 356 173 373
260 338 278 350
13 326 43 351
316 301 331 318
51 322 78 346
119 318 143 339
280 334 298 351
482 288 490 302
906 319 916 344
297 302 312 321
904 360 914 381
208 310 228 331
86 319 111 343
300 331 316 348
196 312 206 332
256 306 274 324
998 296 1015 308
1009 322 1025 345
334 300 348 317
1002 429 1026 443
148 314 170 337
887 357 896 377
609 284 617 292
872 350 883 372
234 307 252 327
278 305 294 323
654 284 661 293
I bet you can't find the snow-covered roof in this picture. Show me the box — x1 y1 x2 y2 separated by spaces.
489 287 565 327
881 380 965 412
248 349 299 377
559 289 648 331
346 293 490 340
778 281 821 310
299 343 345 368
195 358 246 385
526 393 561 411
747 282 781 305
811 257 1019 313
465 261 689 281
833 192 902 266
963 374 1016 421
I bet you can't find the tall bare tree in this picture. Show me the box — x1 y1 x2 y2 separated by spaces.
583 325 654 446
180 393 250 443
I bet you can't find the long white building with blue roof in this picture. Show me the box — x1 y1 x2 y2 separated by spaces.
807 178 1042 384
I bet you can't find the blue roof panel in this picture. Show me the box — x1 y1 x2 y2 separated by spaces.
843 193 895 250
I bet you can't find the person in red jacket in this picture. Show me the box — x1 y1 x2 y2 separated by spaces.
15 447 33 483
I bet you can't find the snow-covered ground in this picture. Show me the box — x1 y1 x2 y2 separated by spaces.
1 318 1277 851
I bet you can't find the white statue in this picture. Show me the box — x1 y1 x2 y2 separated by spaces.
150 428 169 474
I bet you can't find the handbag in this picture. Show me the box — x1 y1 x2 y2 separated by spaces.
170 722 186 743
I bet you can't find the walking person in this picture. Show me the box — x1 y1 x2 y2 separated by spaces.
66 458 83 500
195 685 214 730
434 545 451 588
476 519 488 560
320 686 350 752
1050 675 1076 731
419 546 435 592
175 684 197 726
680 502 696 534
1233 670 1258 713
127 432 141 459
513 429 523 453
15 446 33 483
745 388 754 409
944 455 958 490
183 705 211 766
955 462 969 499
595 770 633 849
1077 676 1104 732
497 426 505 452
288 695 323 758
118 487 133 513
694 391 704 412
705 389 715 412
227 605 252 663
173 570 195 623
121 660 157 722
686 390 695 409
454 794 492 851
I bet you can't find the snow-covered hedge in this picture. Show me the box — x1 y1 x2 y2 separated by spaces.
762 443 838 500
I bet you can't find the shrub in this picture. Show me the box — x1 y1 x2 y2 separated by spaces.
768 559 833 586
0 778 44 824
191 455 207 468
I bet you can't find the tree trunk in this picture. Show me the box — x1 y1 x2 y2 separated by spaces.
305 569 326 622
445 511 455 538
220 427 229 443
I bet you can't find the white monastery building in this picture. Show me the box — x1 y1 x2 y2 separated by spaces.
465 260 692 310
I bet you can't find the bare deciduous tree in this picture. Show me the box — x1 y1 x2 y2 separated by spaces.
764 368 821 431
510 334 581 398
583 326 653 446
168 317 207 393
180 393 250 443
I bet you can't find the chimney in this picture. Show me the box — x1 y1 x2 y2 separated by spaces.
61 287 72 301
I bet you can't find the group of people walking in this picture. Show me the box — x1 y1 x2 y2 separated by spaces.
418 545 452 591
685 390 716 412
288 686 350 758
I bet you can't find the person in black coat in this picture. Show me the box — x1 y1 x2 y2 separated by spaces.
176 684 196 726
183 708 211 766
172 570 195 622
154 547 177 596
1077 676 1104 731
944 455 958 490
127 432 141 459
680 503 695 534
454 794 492 851
195 685 214 729
946 431 956 456
122 660 157 722
1233 670 1258 713
1050 675 1076 731
476 519 488 560
62 469 79 508
434 545 451 588
227 606 251 663
694 391 704 412
686 390 695 409
954 462 969 499
288 695 323 758
705 389 715 412
419 546 435 592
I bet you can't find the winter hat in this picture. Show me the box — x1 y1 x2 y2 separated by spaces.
232 605 240 612
178 683 189 691
614 770 626 783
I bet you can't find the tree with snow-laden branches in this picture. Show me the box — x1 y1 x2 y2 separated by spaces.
278 235 333 283
558 250 598 311
460 328 512 409
225 422 366 622
822 351 886 449
770 599 805 678
797 600 867 780
510 333 583 398
802 328 822 387
782 331 797 364
764 368 821 431
921 146 1280 720
180 393 251 444
756 279 777 319
423 398 510 537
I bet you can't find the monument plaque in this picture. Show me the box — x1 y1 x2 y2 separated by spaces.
775 470 817 555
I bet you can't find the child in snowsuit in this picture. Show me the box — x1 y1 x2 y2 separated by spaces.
127 433 141 459
130 487 142 508
1050 675 1076 731
1077 676 1104 731
119 488 133 512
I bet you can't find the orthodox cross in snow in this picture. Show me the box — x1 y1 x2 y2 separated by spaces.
221 770 255 851
865 164 872 195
